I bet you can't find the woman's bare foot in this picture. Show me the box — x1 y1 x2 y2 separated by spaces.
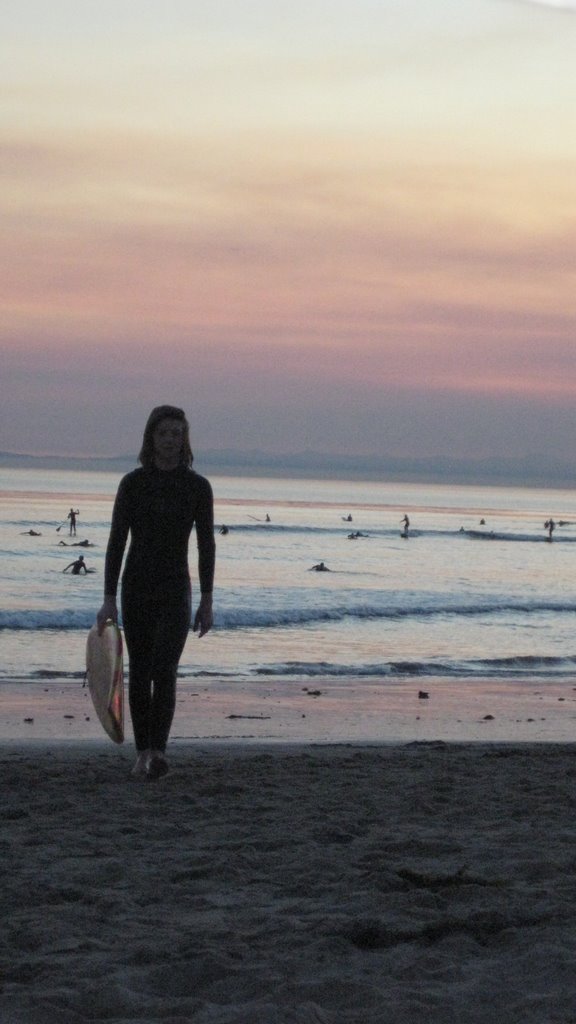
131 750 150 776
147 751 169 780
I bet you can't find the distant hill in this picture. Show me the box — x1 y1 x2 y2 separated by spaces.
0 451 136 473
0 448 573 489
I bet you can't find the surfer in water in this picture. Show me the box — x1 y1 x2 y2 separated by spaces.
96 405 215 781
63 554 89 575
67 508 79 536
58 539 95 548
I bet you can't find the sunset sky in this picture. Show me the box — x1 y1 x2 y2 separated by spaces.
2 0 576 473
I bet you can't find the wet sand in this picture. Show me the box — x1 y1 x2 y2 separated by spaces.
2 672 576 746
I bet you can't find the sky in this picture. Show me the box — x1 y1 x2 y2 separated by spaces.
2 0 576 475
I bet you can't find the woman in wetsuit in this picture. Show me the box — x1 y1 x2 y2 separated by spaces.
96 406 215 779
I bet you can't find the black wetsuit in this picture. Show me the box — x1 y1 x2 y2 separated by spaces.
104 465 215 752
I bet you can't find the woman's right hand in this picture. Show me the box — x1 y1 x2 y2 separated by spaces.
96 596 118 635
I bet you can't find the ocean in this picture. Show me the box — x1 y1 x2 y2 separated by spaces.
2 465 576 693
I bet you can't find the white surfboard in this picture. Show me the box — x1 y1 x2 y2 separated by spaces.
85 622 124 743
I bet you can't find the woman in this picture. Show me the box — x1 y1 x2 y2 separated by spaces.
96 406 215 779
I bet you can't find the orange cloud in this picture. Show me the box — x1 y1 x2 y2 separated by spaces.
2 124 576 412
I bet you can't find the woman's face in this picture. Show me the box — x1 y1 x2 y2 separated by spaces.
152 418 185 468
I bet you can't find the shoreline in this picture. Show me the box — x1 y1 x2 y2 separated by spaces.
1 673 576 746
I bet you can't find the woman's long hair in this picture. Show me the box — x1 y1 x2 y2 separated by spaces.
138 405 194 469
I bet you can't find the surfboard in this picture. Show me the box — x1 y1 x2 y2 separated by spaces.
85 622 124 743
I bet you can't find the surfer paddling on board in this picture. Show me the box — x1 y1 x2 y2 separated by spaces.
96 405 215 781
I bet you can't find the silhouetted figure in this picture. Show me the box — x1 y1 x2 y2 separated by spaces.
310 561 330 572
544 518 556 541
63 555 88 575
95 404 215 781
67 508 79 536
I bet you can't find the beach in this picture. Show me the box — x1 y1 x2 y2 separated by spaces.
3 470 576 1020
3 735 576 1023
2 671 576 746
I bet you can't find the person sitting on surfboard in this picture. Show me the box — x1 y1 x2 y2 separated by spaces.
63 554 88 575
95 405 216 781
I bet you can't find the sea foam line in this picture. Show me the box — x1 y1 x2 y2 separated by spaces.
1 597 576 632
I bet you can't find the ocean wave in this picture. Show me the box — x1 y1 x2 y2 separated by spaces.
460 530 576 543
2 596 576 633
213 521 576 545
0 609 95 631
2 655 575 686
218 521 576 541
220 598 576 630
251 655 576 679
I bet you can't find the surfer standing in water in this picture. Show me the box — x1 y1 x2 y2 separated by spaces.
96 405 215 780
544 518 556 541
67 508 79 535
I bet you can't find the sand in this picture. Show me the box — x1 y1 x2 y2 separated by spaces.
3 673 576 745
3 738 576 1023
